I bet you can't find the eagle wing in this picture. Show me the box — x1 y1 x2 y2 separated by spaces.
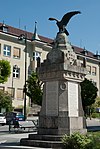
48 18 58 22
60 11 81 26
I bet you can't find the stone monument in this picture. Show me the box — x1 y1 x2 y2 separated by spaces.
20 11 87 148
37 32 87 135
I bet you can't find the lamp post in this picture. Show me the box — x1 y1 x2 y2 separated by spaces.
18 33 27 121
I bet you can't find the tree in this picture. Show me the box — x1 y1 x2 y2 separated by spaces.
80 78 98 114
0 60 11 83
24 71 43 106
0 90 13 112
95 97 100 107
91 97 100 113
0 60 12 112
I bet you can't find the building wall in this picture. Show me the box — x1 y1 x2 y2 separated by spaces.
86 61 99 93
0 34 26 110
0 28 99 111
0 33 51 110
77 55 100 96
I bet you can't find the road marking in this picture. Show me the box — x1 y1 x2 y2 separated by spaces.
0 140 7 144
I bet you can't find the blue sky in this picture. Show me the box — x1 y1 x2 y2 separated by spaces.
0 0 100 53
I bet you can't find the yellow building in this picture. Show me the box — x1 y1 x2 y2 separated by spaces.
0 22 99 112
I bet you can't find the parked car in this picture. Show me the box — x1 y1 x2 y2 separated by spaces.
0 113 6 125
6 112 24 124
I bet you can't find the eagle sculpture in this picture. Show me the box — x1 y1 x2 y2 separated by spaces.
48 11 81 35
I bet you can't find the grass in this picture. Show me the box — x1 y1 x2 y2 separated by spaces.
87 131 100 149
88 131 100 136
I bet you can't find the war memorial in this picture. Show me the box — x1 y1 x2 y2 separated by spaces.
20 11 87 148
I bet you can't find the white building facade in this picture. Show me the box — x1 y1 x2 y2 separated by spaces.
0 22 100 112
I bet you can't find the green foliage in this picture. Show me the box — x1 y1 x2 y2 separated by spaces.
91 113 100 118
95 97 100 107
0 90 13 112
24 71 43 105
87 132 100 149
62 132 100 149
80 78 98 112
0 60 11 83
62 132 93 149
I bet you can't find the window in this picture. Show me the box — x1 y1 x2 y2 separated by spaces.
7 87 15 98
86 65 91 74
0 25 8 32
92 81 97 87
17 88 24 99
3 44 11 56
13 47 20 58
33 51 41 61
13 66 20 78
92 66 96 75
3 26 8 32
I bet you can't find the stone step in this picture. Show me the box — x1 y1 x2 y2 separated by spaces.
29 134 62 141
20 138 63 148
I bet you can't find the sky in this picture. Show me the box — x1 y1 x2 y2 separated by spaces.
0 0 100 54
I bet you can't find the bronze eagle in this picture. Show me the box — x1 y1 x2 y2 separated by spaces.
48 11 81 35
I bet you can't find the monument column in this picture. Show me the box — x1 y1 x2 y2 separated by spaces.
37 32 87 135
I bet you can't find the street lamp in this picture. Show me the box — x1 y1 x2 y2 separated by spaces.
18 33 27 121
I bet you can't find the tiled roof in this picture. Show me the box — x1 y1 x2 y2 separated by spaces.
0 23 99 60
0 23 53 44
73 45 98 60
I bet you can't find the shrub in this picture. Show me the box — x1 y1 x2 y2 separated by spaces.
62 132 93 149
0 90 13 112
91 113 100 118
88 132 100 149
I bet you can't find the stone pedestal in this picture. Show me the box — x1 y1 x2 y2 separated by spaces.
37 32 87 135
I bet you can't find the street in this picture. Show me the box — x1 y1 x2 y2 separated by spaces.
86 118 100 131
0 125 37 149
0 118 99 149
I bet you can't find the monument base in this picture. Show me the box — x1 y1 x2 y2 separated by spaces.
20 134 63 148
38 115 87 135
20 115 87 148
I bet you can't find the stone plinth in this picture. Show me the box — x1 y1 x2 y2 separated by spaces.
20 134 63 148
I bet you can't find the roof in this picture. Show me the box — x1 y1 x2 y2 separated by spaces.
0 23 53 44
73 45 99 60
0 22 99 60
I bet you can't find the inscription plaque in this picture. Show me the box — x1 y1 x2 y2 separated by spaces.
68 82 78 117
46 81 58 116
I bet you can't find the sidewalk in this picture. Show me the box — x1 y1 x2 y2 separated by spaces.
86 118 100 131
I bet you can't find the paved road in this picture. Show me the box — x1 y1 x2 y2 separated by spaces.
0 116 39 148
0 125 9 135
0 132 33 146
0 116 45 149
86 118 100 131
0 118 99 149
0 125 38 148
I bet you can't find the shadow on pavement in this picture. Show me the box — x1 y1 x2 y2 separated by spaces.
87 126 100 132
